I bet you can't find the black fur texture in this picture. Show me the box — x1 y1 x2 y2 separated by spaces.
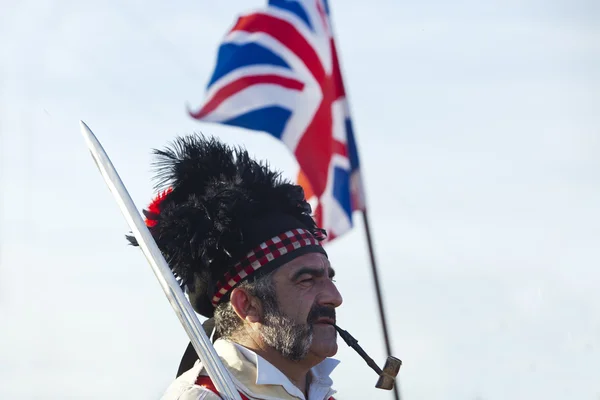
127 134 326 317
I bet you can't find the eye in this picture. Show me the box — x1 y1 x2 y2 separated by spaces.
297 276 315 285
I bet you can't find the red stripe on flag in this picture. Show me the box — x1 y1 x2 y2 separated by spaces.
190 74 304 119
294 38 347 198
333 139 348 157
231 13 326 83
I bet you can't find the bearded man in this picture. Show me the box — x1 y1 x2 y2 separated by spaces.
128 135 343 400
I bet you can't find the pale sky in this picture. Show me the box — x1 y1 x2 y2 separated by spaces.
1 0 599 399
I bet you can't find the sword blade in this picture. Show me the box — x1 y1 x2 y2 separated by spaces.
79 121 241 400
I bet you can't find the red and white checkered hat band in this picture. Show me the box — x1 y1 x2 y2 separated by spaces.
211 228 321 307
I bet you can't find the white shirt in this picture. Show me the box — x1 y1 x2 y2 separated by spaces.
161 339 339 400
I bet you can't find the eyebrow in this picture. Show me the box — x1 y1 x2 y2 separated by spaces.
292 265 336 281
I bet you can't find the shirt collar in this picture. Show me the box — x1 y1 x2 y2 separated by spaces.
219 339 339 399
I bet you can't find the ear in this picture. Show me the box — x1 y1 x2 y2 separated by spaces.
229 287 263 324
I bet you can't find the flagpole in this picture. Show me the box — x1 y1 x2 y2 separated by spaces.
361 208 401 400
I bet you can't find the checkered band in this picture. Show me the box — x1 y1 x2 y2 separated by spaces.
211 228 321 307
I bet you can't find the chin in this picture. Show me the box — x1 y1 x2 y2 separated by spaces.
310 324 339 358
310 341 338 358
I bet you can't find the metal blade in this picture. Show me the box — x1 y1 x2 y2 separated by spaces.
79 121 242 400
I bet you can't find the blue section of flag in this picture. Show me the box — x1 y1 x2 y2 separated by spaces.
322 0 330 16
332 166 352 219
269 0 313 30
223 106 291 139
208 43 291 87
345 118 360 173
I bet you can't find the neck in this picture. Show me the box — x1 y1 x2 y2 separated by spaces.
235 335 319 396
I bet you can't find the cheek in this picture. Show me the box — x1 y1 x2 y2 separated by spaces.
277 288 314 320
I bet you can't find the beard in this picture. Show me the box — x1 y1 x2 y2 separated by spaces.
261 307 314 361
258 291 336 362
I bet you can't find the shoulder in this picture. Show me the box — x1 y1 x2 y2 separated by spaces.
160 362 222 400
161 385 222 400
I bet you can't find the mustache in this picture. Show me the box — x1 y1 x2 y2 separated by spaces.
307 305 336 324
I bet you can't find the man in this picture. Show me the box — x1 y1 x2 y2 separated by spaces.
128 134 343 399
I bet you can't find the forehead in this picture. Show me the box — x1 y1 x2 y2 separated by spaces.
276 252 333 277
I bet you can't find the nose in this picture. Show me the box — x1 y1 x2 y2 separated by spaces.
320 278 343 308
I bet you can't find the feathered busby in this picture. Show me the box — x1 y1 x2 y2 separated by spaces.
127 134 327 318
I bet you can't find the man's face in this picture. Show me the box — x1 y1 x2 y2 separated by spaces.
258 252 343 362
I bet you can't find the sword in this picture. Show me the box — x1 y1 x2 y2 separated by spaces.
79 121 242 400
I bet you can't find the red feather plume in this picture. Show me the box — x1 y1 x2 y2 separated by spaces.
145 187 173 227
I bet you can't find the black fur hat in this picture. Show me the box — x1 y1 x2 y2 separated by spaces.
127 134 327 318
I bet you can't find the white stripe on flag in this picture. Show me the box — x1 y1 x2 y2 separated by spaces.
200 84 301 123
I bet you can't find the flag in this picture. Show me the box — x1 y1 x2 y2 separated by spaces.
189 0 365 242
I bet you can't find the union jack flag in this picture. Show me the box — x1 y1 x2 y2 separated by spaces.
189 0 365 242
